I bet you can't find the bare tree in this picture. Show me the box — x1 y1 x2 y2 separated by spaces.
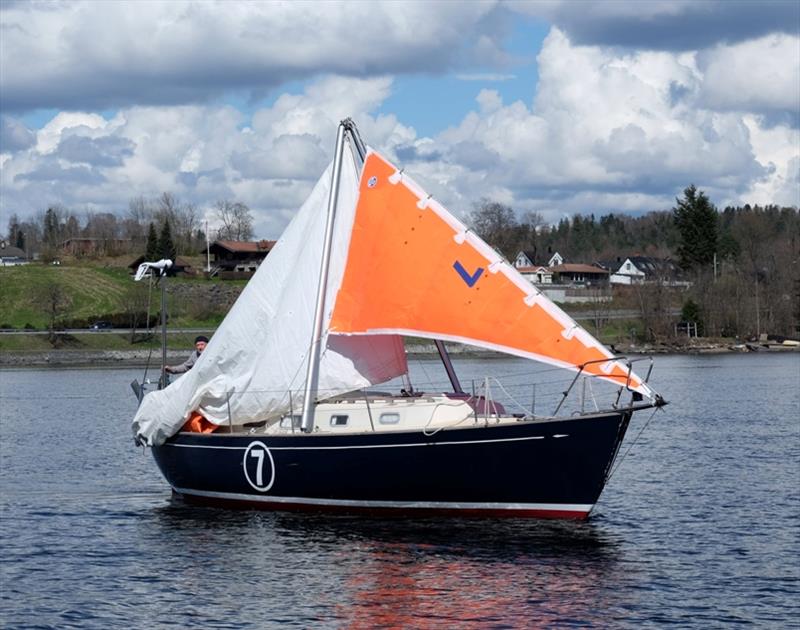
151 193 200 254
121 284 152 343
589 286 612 338
35 281 72 340
466 199 518 259
214 200 254 241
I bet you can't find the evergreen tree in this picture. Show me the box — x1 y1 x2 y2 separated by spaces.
157 219 177 262
145 222 159 260
673 184 718 271
43 207 60 248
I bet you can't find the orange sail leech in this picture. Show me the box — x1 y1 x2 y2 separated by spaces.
330 151 644 392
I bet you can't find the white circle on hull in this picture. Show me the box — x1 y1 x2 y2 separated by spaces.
243 441 275 492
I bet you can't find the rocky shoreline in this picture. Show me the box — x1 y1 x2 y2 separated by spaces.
1 340 796 368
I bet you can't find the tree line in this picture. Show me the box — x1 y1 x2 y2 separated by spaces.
467 188 799 340
5 194 255 261
5 185 798 340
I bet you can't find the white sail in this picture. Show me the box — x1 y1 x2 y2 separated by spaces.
132 147 407 446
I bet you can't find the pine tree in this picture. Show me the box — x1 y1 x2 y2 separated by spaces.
673 184 718 271
43 207 59 248
157 219 176 262
145 222 159 260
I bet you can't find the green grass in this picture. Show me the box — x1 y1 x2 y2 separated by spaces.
0 263 233 331
0 265 128 328
0 332 210 353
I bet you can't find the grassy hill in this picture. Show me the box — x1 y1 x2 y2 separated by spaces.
0 265 130 328
0 258 236 330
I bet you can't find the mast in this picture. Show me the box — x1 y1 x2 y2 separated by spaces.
300 121 348 433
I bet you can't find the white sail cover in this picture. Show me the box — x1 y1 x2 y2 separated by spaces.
132 148 407 446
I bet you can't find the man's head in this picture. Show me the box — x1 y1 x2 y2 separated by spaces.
194 335 209 353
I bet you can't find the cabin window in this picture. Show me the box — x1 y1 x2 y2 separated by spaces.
280 415 302 429
379 412 400 424
330 415 349 426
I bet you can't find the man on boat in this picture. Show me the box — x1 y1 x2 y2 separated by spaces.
165 335 208 374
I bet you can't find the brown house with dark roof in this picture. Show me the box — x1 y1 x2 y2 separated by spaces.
210 240 276 277
550 263 609 287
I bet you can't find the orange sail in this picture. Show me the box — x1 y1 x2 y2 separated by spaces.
330 150 651 396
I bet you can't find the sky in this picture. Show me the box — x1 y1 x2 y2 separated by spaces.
1 0 798 240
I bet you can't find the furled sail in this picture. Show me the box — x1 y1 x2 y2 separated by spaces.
132 147 407 446
329 150 654 398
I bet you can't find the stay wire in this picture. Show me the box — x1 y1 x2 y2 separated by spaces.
607 404 664 481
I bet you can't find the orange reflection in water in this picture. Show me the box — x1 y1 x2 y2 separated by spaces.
337 528 620 629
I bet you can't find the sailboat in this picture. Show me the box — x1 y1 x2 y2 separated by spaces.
132 119 665 519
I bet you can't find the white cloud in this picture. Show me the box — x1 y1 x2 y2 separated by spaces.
0 0 500 112
417 28 795 220
698 34 800 114
1 20 797 238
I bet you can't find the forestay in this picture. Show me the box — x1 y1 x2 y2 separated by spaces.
132 149 407 447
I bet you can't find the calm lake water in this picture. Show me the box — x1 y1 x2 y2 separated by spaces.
1 353 798 628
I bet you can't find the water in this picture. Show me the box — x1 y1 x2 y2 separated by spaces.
1 353 798 628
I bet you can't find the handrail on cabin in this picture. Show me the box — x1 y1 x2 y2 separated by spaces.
553 355 654 415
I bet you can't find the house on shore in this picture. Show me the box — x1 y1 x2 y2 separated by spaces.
0 242 28 266
605 256 684 286
550 263 610 287
514 250 563 270
210 239 276 278
517 265 553 285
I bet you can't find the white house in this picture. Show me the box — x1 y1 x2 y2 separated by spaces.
513 250 563 269
0 242 28 266
609 256 681 285
517 265 553 285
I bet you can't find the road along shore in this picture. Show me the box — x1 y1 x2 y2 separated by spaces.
1 340 796 369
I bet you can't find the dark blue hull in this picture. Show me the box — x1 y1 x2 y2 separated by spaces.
152 411 632 519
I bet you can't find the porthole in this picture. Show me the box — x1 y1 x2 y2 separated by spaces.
379 412 400 424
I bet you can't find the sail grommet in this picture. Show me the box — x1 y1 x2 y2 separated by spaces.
367 176 378 188
389 168 404 185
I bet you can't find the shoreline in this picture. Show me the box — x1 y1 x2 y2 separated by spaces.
1 341 797 368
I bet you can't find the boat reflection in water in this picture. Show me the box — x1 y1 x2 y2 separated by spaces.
148 499 624 627
322 518 621 628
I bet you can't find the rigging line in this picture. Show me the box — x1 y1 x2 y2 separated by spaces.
606 405 663 482
141 273 156 385
487 377 534 417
